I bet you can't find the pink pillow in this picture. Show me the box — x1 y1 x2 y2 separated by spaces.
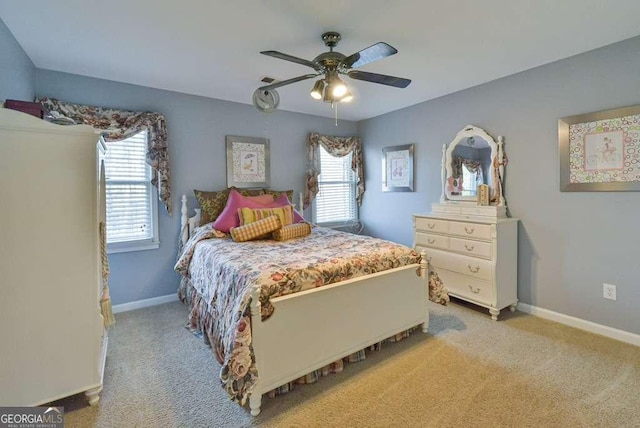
247 193 275 205
213 190 275 233
267 193 305 223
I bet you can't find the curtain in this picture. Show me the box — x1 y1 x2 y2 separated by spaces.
461 157 484 185
303 133 364 209
36 97 172 215
454 156 484 186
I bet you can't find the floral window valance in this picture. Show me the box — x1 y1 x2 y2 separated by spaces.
453 156 482 175
453 156 484 183
37 97 172 215
303 132 364 209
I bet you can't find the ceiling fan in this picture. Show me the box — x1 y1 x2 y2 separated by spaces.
254 31 411 112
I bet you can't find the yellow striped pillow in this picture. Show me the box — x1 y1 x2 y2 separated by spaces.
230 215 281 242
238 205 294 227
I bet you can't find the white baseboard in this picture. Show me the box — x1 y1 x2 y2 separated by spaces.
517 303 639 347
113 294 179 314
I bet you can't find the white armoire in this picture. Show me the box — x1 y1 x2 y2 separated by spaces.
0 108 108 406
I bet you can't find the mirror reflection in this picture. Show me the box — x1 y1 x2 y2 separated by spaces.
448 136 492 198
440 125 505 205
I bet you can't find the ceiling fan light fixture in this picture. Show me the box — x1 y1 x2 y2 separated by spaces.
340 88 353 103
310 79 325 100
323 86 335 103
331 79 348 97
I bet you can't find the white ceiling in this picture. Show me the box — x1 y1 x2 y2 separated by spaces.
2 0 640 121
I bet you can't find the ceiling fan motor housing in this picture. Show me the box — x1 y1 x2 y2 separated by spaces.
313 51 346 71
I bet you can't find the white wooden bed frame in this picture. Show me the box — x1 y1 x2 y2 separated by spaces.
180 195 429 416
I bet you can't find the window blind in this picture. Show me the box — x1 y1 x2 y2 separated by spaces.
104 131 153 243
315 147 357 224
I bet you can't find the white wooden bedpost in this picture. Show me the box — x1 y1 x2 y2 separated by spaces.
249 286 263 416
497 136 506 207
420 250 429 333
298 192 305 221
440 144 447 203
180 194 188 245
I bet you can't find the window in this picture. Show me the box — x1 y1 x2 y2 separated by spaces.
313 146 358 225
104 131 159 253
461 164 478 196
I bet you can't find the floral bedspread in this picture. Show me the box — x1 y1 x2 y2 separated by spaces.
174 224 440 404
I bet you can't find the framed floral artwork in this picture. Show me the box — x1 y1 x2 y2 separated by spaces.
382 144 414 192
226 135 270 188
559 105 640 191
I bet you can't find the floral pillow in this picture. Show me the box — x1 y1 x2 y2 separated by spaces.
194 189 229 226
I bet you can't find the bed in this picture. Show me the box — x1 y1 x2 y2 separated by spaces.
176 193 437 416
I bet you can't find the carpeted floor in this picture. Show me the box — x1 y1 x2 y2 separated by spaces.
52 299 640 428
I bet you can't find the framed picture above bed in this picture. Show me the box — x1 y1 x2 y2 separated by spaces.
226 135 270 188
382 144 415 192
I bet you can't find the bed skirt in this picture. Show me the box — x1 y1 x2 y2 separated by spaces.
178 277 417 400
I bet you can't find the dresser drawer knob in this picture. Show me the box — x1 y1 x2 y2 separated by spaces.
464 244 475 251
427 238 436 244
427 223 436 229
464 226 475 234
467 264 480 273
468 285 481 294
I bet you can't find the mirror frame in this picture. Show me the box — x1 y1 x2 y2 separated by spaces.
440 125 505 205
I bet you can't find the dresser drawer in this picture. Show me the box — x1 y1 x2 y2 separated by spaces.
435 268 494 306
415 232 449 250
425 248 493 281
449 221 493 240
414 217 449 234
449 237 493 259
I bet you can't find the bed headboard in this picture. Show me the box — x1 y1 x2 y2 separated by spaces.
180 192 304 245
180 195 201 245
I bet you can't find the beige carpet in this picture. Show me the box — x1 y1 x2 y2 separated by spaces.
53 299 640 428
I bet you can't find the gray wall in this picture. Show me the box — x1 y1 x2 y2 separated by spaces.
359 36 640 334
4 16 637 334
36 70 357 305
0 17 35 102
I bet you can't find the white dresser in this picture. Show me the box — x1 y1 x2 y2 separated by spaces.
414 204 518 320
0 108 108 405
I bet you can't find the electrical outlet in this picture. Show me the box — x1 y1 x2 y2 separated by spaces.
603 283 617 301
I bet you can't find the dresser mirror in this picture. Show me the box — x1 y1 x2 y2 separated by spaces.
440 125 506 206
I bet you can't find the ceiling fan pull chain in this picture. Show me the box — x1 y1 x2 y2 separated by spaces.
334 101 338 126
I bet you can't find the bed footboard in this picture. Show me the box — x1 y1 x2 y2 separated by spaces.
248 254 429 416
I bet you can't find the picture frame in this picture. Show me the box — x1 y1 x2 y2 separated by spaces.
559 105 640 191
226 135 270 188
382 144 414 192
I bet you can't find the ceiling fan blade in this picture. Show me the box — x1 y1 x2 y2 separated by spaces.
258 73 320 91
348 70 411 88
261 50 321 71
342 42 398 69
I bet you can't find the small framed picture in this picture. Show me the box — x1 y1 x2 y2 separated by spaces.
382 144 414 192
226 135 270 188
